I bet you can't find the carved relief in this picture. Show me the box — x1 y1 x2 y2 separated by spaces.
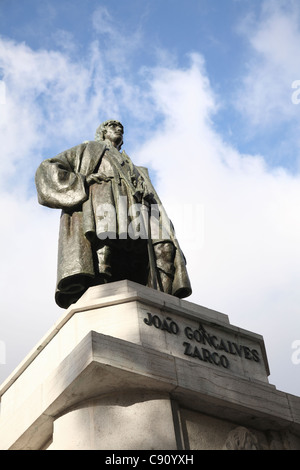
223 426 260 450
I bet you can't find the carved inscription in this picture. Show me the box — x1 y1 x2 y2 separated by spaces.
143 312 260 370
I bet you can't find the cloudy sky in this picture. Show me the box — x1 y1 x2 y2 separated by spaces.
0 0 300 397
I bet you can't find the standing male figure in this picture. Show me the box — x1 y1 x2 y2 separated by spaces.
35 120 192 308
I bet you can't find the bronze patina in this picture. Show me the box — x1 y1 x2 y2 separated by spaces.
35 120 192 308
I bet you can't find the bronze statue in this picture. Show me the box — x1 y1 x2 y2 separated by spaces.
35 120 192 308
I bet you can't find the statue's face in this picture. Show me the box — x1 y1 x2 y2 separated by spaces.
104 121 124 149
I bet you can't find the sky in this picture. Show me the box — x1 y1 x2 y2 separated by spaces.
0 0 299 398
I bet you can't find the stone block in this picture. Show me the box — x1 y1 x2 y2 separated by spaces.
0 280 299 450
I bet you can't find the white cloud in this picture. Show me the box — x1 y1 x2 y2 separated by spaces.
136 54 300 395
0 192 60 380
0 32 158 381
92 6 143 73
0 7 299 398
235 0 300 128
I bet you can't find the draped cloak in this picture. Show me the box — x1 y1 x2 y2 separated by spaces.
35 140 192 308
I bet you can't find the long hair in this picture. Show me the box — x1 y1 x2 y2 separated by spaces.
95 120 124 150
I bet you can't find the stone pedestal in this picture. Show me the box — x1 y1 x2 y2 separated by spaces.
50 393 177 450
0 280 299 450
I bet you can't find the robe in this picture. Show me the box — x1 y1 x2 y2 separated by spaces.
35 140 192 308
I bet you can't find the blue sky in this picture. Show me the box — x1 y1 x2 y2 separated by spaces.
0 0 300 398
2 0 300 173
0 0 299 167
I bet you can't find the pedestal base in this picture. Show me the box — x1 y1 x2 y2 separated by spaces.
49 393 176 450
0 281 300 450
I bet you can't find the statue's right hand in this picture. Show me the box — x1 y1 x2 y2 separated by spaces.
86 173 112 185
86 174 98 185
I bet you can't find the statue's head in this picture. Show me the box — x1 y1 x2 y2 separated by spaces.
95 120 124 150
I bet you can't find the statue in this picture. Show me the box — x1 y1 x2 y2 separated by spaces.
35 120 192 308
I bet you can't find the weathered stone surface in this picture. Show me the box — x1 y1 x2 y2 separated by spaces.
0 281 299 450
